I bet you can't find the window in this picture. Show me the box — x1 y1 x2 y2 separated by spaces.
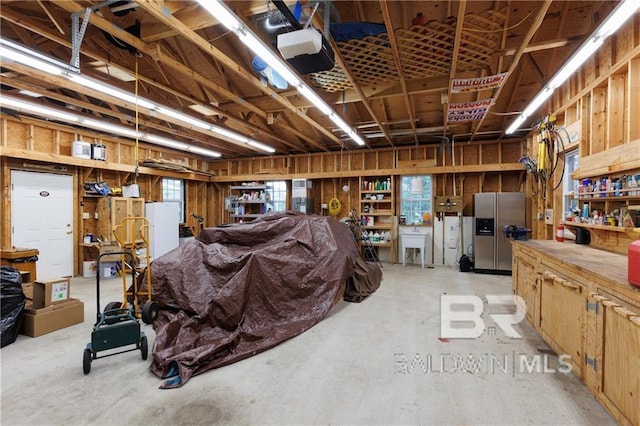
266 181 287 212
400 175 432 225
562 150 580 218
162 178 185 222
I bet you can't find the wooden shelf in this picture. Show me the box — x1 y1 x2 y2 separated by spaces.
363 225 393 230
359 176 395 263
362 211 392 216
565 222 640 239
565 222 628 232
574 195 640 202
365 241 392 247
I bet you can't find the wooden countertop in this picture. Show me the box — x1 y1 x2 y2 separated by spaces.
0 248 39 259
512 240 637 292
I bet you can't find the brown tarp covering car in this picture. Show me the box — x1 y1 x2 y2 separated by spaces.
147 212 381 388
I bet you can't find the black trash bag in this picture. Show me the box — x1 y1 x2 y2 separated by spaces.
459 254 473 272
1 267 26 347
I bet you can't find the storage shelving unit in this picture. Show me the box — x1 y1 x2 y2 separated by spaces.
359 176 395 263
229 184 268 223
570 187 640 243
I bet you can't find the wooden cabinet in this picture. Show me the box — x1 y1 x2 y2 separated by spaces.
538 269 587 378
359 176 395 263
229 185 267 223
512 241 640 426
96 197 145 244
512 249 539 326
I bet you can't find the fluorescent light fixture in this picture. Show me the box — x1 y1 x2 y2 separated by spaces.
0 37 275 155
248 140 276 153
155 106 212 130
506 0 640 135
198 0 365 147
196 0 244 32
18 90 43 98
547 39 601 90
237 32 301 86
187 145 222 157
1 96 80 123
0 38 75 74
0 44 66 77
66 73 156 110
0 94 221 157
522 88 553 118
297 84 332 115
84 118 139 138
505 115 527 135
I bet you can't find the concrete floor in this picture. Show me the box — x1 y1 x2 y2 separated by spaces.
1 263 616 425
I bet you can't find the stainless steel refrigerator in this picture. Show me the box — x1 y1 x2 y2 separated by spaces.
473 192 525 273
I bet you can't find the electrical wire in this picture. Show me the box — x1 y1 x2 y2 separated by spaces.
463 9 534 33
134 56 139 183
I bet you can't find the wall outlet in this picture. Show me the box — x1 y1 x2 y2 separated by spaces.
545 209 554 225
82 212 90 219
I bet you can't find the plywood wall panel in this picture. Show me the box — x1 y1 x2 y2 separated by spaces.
501 171 523 192
377 150 394 169
591 87 608 154
462 175 479 216
607 73 627 148
584 57 597 87
482 173 500 193
599 39 613 75
33 126 55 154
481 143 499 164
58 132 75 157
501 142 524 163
462 144 479 165
5 121 28 149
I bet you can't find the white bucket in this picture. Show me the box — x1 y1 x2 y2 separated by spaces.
72 141 91 159
82 260 97 278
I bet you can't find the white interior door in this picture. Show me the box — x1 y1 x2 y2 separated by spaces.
11 170 73 280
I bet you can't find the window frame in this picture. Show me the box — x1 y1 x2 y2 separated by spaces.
161 177 185 222
399 175 433 225
266 180 287 213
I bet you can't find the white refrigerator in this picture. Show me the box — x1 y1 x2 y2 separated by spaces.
145 202 180 260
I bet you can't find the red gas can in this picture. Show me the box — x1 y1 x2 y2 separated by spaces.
629 240 640 287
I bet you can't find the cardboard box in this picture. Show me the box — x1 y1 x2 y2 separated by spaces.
21 282 33 308
99 244 125 262
32 278 70 309
21 298 84 337
19 270 32 284
100 262 117 279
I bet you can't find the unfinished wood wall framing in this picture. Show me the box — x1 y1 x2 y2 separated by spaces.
0 115 213 275
529 24 640 253
207 141 526 219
